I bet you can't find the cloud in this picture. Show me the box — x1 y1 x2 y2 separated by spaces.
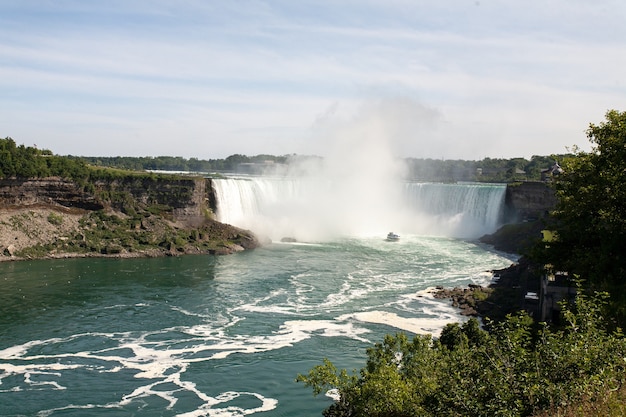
0 1 624 159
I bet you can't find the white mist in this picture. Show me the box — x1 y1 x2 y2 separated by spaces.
212 97 505 241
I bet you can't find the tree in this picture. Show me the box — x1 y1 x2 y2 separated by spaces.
542 110 626 319
297 290 626 417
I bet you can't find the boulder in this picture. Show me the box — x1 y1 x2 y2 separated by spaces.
3 244 16 257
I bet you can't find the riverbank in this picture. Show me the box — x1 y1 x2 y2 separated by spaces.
432 257 538 324
432 220 544 324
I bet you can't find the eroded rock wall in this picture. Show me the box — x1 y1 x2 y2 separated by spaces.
0 177 212 226
505 181 557 221
91 176 210 226
0 178 103 211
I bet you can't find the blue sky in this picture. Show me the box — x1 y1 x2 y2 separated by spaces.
1 1 625 160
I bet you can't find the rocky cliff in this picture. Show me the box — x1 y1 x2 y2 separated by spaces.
504 181 557 222
479 182 557 254
0 175 257 260
0 177 103 210
89 176 211 226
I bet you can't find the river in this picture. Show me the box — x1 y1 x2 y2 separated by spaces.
0 179 516 416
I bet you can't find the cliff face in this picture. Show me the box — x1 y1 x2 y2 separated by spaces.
504 181 557 222
0 176 257 260
0 178 103 211
90 176 211 227
480 181 557 254
0 176 216 225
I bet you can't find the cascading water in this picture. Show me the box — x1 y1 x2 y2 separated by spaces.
212 177 506 241
212 177 305 232
403 182 506 238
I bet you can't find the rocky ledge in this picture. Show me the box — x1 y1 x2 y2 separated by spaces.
432 284 490 317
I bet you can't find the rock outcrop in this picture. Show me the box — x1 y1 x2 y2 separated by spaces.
0 175 258 260
479 181 557 253
504 181 557 222
0 177 103 210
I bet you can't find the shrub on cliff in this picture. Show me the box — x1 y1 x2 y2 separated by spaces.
297 288 626 417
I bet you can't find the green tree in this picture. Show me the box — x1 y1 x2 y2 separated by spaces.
541 109 626 319
298 289 626 417
0 149 16 177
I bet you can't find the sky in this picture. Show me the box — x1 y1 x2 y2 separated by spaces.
1 0 625 160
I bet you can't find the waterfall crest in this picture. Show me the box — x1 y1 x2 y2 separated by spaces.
212 177 506 241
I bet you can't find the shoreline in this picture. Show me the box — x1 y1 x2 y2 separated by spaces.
0 243 250 263
432 256 537 324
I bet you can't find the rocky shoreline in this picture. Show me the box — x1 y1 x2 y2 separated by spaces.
428 218 546 323
432 284 489 317
432 247 540 324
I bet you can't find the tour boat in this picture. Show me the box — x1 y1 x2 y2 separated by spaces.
386 232 400 241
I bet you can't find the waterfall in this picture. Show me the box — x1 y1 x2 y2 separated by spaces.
403 183 506 238
212 177 304 230
212 177 506 241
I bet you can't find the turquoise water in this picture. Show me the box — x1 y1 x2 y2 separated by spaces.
0 236 515 416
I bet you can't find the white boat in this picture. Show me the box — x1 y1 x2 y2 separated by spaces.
386 232 400 241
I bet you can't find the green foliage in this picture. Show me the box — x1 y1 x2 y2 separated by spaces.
400 155 569 183
0 137 91 179
72 153 290 173
298 290 626 417
538 110 626 320
46 212 63 225
1 136 568 183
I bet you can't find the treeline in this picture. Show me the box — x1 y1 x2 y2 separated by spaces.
406 155 566 182
2 135 566 183
73 152 567 183
70 153 291 173
0 137 191 185
0 137 90 180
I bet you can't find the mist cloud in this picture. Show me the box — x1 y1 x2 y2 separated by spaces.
227 97 448 240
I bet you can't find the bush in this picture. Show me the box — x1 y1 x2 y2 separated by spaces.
47 212 63 225
297 287 626 417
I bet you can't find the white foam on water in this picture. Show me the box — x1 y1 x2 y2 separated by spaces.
171 305 213 319
36 403 123 417
0 232 516 415
471 270 499 286
343 286 477 337
200 318 372 360
0 338 64 359
349 311 453 336
0 330 284 416
177 392 279 417
23 371 65 391
235 304 301 316
36 391 278 417
0 312 376 416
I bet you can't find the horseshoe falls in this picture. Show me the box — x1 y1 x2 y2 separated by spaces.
0 178 516 416
212 177 507 241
